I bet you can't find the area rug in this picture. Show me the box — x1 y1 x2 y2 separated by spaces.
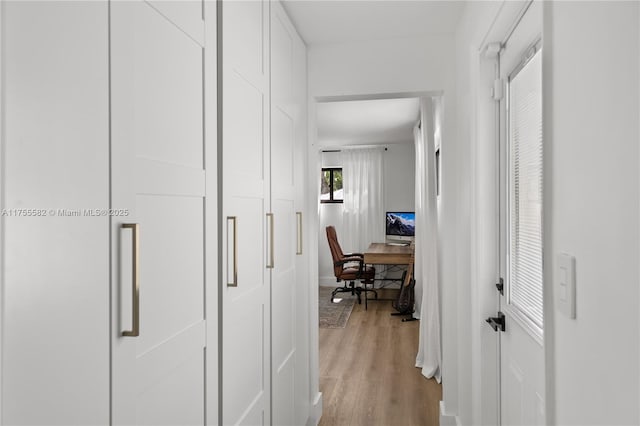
319 286 356 329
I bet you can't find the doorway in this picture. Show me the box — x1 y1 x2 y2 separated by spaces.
310 92 444 425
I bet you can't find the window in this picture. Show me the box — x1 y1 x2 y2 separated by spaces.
320 168 343 203
506 45 543 333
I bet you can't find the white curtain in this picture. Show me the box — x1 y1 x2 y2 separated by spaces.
342 148 385 253
414 97 441 383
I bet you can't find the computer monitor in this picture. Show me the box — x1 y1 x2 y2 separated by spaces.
385 212 415 243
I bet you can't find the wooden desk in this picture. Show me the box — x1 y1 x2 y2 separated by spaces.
363 243 414 265
364 243 416 318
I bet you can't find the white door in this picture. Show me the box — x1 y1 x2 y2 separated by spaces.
270 3 303 424
2 2 110 423
221 1 272 425
110 1 208 424
291 20 311 426
493 2 546 424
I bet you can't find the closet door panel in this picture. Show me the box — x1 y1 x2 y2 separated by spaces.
111 1 206 425
271 11 293 108
130 2 203 169
224 291 267 421
146 0 205 44
223 194 269 424
273 357 296 426
135 194 204 354
225 0 267 83
270 3 298 424
271 198 296 426
272 108 296 192
136 350 205 426
225 72 266 188
2 2 110 424
272 199 295 362
135 158 205 197
291 14 310 426
222 0 271 424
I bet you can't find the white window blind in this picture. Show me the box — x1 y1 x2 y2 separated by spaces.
508 48 543 329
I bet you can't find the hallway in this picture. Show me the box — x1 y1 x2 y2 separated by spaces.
319 289 441 426
2 2 640 425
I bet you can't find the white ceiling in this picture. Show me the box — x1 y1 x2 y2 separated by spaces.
283 1 457 147
317 98 420 147
281 0 465 45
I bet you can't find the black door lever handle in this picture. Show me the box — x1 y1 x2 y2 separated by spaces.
485 312 506 332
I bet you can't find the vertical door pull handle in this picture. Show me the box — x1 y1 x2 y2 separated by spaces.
122 223 140 337
227 216 238 287
296 211 303 255
266 213 274 269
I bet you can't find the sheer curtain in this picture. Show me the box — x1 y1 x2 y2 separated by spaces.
414 97 441 382
342 148 385 253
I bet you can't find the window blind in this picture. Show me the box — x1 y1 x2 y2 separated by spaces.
508 49 543 329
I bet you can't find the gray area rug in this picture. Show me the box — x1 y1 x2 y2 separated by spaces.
319 286 356 329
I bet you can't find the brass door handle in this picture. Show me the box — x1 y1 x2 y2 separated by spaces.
266 213 274 269
227 216 237 287
296 211 303 255
122 223 140 337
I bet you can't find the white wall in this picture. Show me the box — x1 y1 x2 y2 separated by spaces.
544 2 639 424
309 35 455 98
318 146 415 285
384 144 416 213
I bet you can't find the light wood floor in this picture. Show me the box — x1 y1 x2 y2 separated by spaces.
318 288 442 426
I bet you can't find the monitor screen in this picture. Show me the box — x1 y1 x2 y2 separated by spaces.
385 212 415 237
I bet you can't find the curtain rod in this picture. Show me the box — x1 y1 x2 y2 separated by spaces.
321 145 388 152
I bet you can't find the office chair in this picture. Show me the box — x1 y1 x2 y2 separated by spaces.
325 226 377 308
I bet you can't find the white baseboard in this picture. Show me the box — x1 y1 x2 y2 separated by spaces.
440 400 460 426
306 392 322 426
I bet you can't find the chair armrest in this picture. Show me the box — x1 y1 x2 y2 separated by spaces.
344 252 364 258
334 256 364 267
335 257 367 277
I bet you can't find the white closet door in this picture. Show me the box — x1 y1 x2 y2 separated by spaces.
2 2 110 424
110 2 207 425
221 1 272 425
270 3 303 425
291 23 311 426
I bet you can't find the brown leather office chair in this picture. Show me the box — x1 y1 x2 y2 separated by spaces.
326 226 377 307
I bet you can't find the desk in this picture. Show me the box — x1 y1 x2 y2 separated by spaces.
362 243 414 306
364 243 416 318
363 243 414 265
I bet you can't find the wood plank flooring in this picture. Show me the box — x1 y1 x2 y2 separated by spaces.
318 288 442 426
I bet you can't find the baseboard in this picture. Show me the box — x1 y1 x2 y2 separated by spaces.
305 392 322 426
440 400 460 426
